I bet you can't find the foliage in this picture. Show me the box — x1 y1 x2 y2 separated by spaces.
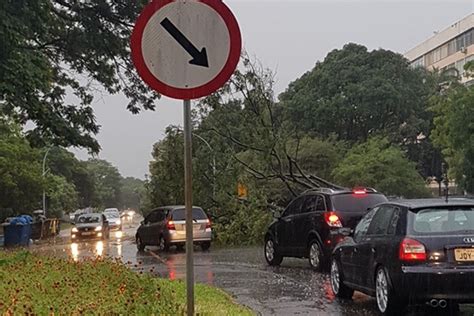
279 43 431 143
85 158 123 209
148 126 185 207
0 251 252 315
213 197 273 246
0 121 44 217
430 72 474 192
44 174 78 217
120 177 145 211
0 0 159 152
332 137 430 198
47 147 95 208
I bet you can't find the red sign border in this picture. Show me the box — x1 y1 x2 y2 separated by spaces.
131 0 241 100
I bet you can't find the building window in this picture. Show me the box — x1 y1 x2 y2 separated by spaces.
411 57 424 68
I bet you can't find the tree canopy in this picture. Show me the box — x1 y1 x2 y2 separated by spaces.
0 0 158 152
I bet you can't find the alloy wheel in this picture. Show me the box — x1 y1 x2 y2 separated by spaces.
376 268 389 313
309 242 320 268
330 260 340 294
265 239 275 262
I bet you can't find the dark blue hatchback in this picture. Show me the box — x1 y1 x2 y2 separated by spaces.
330 199 474 315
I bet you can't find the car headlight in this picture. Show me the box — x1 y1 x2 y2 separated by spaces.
72 227 78 233
95 226 102 231
116 220 121 225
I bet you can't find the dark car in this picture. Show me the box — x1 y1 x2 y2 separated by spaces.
135 206 212 252
264 187 387 270
330 199 474 315
71 213 110 241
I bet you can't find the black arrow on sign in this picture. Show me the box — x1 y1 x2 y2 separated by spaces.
160 17 209 68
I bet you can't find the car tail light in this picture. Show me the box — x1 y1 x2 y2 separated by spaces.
324 212 342 228
166 220 176 230
399 238 427 261
205 219 212 229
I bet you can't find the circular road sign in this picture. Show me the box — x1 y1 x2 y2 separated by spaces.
131 0 241 100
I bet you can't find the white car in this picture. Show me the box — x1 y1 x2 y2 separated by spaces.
103 208 122 231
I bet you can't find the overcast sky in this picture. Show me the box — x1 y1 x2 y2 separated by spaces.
72 0 474 179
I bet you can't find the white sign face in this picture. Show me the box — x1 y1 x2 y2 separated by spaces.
141 1 230 90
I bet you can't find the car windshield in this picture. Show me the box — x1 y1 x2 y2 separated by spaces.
172 208 208 221
331 194 387 212
104 212 119 218
77 215 100 223
409 206 474 235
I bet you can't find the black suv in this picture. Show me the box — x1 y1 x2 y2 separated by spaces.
264 187 387 270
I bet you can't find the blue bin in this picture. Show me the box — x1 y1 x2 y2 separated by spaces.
3 223 32 247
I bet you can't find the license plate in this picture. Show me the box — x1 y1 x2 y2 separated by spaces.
81 231 93 236
454 248 474 262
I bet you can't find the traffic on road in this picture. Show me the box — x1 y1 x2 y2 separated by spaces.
27 197 474 316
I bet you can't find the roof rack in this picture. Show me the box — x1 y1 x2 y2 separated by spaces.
301 187 346 195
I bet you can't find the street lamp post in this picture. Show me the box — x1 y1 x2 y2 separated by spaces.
193 133 216 199
42 146 53 217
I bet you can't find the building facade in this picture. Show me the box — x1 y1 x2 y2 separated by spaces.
405 14 474 84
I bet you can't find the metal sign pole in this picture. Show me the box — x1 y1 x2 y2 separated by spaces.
183 99 195 316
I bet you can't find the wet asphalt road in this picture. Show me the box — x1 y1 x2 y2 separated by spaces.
32 219 474 316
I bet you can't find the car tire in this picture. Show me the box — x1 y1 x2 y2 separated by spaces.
308 239 324 271
375 266 406 316
136 235 145 252
201 242 211 251
264 236 283 266
159 235 170 252
330 259 354 299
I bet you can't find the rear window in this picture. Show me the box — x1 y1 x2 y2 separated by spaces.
331 193 387 212
78 215 100 223
409 206 474 235
171 208 208 221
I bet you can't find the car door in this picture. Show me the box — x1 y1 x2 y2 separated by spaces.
276 197 303 255
142 210 159 244
295 195 324 253
292 195 313 253
341 208 377 284
355 205 396 288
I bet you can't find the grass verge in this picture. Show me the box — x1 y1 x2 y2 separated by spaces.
0 251 253 315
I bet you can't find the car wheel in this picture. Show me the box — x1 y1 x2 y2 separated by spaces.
158 235 169 252
136 235 145 252
264 236 283 266
200 242 211 251
375 266 405 315
330 259 354 299
308 239 324 271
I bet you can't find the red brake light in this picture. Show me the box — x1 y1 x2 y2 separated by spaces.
399 238 427 261
352 187 367 195
324 212 342 228
166 220 176 230
205 219 211 229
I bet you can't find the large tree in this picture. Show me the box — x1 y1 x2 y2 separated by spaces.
430 64 474 193
279 43 432 144
0 0 158 152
